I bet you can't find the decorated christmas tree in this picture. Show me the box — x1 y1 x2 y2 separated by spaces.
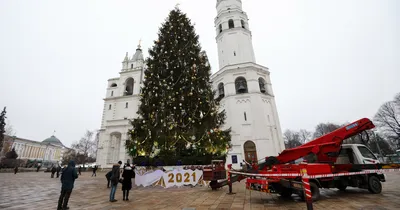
127 6 231 158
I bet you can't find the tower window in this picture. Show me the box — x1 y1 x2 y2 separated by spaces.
258 77 267 93
124 78 134 96
244 112 247 121
228 19 234 29
234 51 236 56
219 24 222 33
109 104 112 110
235 77 248 94
111 91 113 97
218 82 225 98
131 64 133 69
110 83 117 87
125 102 128 108
241 20 245 29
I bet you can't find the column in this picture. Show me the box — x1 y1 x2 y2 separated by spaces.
33 147 38 158
120 132 127 163
27 146 31 159
41 148 44 159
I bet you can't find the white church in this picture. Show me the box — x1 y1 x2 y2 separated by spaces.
96 0 285 169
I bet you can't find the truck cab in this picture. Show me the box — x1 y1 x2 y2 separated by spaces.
336 144 380 165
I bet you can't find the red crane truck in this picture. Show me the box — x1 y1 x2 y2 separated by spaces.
206 118 400 201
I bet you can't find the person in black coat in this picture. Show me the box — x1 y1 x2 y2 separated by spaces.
121 164 134 201
105 170 112 188
56 165 61 178
14 165 19 174
51 165 57 178
57 160 78 210
91 165 98 177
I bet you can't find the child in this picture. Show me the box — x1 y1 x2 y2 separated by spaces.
105 170 112 188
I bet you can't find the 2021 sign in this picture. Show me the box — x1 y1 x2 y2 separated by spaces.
167 172 196 183
163 169 202 188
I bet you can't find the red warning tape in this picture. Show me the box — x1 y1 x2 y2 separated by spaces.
306 168 400 179
229 168 400 179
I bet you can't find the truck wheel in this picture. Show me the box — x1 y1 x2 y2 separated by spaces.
279 187 293 198
337 185 347 191
209 180 218 190
299 182 320 202
368 176 382 194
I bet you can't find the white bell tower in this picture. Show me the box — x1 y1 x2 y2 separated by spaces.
215 0 256 69
211 0 285 169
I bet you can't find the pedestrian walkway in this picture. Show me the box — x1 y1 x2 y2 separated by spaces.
0 171 399 209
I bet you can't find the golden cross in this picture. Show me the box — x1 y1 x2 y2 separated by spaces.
138 39 142 48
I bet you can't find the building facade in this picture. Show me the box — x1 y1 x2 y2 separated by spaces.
3 135 67 167
96 0 285 168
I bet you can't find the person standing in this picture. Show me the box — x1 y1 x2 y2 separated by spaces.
91 165 97 177
51 165 57 178
36 163 41 172
57 160 78 210
56 165 61 178
121 163 134 201
14 165 19 174
78 166 82 175
109 161 122 202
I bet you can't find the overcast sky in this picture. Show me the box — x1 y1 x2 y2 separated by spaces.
1 0 399 147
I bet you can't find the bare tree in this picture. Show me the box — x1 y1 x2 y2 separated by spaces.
374 93 400 149
313 122 341 138
71 130 95 167
283 129 302 149
299 129 312 143
5 120 16 136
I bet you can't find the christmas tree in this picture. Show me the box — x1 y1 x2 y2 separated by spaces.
127 6 231 158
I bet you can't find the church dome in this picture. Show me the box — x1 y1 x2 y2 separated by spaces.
42 135 64 146
131 45 144 62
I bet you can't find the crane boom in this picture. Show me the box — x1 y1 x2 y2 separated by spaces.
266 118 375 166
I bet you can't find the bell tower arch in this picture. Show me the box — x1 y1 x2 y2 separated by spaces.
215 0 256 69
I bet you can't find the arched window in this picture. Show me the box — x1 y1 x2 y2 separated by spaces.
125 102 128 108
235 77 248 94
124 78 134 96
258 77 267 93
218 83 225 98
111 91 113 97
131 64 133 69
110 83 117 87
108 104 112 110
219 24 222 33
241 20 245 29
228 19 234 29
